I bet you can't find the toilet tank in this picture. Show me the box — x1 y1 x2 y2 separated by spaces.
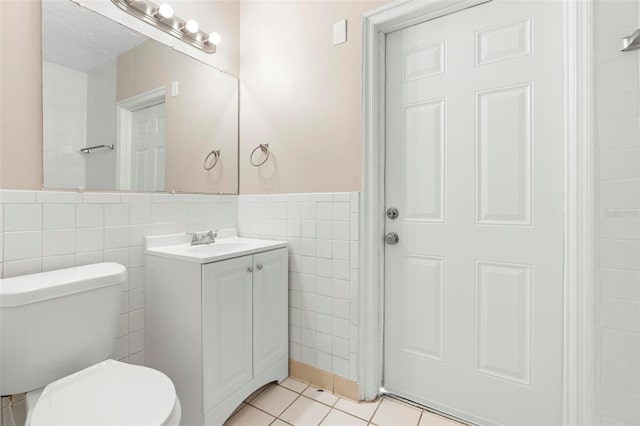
0 263 127 396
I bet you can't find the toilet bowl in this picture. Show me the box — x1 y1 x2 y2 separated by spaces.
0 263 181 426
24 360 181 426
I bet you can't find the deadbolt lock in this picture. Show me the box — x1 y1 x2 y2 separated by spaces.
387 207 399 220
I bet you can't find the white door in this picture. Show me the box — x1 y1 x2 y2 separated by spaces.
253 248 289 377
384 1 565 425
131 102 166 191
202 256 254 412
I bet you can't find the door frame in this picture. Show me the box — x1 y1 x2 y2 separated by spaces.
358 1 594 424
116 86 166 190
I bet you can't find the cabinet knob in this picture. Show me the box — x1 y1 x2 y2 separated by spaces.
247 266 254 273
256 264 263 270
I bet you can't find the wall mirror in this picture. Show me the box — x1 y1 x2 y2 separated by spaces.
41 0 239 194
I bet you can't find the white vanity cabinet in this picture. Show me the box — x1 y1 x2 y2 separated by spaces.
202 249 289 417
145 232 288 426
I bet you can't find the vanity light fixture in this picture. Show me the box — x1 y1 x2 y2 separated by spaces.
181 19 199 35
154 3 173 20
111 0 218 54
207 32 221 46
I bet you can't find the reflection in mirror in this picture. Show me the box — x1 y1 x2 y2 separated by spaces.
41 0 238 194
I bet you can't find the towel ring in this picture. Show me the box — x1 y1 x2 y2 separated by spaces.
250 143 270 167
204 149 220 170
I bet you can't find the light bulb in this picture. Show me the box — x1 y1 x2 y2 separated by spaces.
155 3 173 19
182 19 199 34
207 32 221 45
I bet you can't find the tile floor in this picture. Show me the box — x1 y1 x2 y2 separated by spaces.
224 377 464 426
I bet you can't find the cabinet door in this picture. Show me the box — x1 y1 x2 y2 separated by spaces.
253 248 289 376
202 255 253 412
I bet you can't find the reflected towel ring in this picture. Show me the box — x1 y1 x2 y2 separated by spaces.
204 149 220 170
250 143 270 167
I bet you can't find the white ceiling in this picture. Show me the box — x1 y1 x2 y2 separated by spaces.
42 0 149 72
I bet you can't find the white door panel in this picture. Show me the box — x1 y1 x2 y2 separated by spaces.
384 1 564 425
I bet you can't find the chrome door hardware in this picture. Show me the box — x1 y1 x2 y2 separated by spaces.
387 207 399 220
256 264 264 270
622 29 640 52
247 266 254 272
385 232 400 245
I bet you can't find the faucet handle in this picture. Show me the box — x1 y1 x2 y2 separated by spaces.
206 229 218 238
186 232 200 242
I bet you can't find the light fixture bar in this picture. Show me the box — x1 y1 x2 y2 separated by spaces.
111 0 216 54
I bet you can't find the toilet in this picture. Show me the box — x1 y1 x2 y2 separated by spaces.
0 263 181 426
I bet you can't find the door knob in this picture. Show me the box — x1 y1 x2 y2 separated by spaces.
386 207 399 220
385 232 399 245
247 266 254 273
256 264 263 270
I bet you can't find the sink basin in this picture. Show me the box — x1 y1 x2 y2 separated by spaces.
184 241 248 255
145 229 287 264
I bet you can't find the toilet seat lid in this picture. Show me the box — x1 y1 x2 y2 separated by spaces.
30 360 177 426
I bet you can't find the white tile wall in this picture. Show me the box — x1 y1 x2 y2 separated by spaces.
0 187 359 411
237 192 360 382
594 1 640 425
0 190 238 364
42 61 87 189
85 59 118 190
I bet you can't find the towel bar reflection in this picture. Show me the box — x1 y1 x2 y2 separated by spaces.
80 144 115 154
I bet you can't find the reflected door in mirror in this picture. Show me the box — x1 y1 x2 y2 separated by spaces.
131 103 166 191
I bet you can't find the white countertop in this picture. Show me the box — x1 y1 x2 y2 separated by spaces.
145 229 287 264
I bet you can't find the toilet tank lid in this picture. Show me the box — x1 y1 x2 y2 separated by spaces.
0 263 127 308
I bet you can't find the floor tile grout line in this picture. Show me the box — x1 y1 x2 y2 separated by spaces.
327 407 370 425
332 402 380 423
228 382 460 426
275 393 338 426
271 414 295 426
300 388 340 409
315 404 334 426
230 383 280 423
309 391 341 408
245 383 272 403
277 381 309 395
367 397 384 425
237 379 308 422
244 400 282 422
385 394 467 425
270 391 304 420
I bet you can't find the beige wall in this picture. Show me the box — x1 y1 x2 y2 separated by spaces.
117 40 238 194
1 0 388 194
0 0 240 191
238 0 388 194
0 0 43 190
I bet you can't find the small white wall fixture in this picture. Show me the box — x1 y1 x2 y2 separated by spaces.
116 86 166 190
359 1 594 425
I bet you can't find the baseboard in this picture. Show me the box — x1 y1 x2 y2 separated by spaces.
288 360 360 401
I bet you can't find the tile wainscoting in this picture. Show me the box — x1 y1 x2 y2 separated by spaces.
237 192 360 383
0 190 360 398
0 189 239 367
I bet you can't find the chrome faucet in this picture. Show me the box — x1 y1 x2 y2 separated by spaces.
187 230 218 245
